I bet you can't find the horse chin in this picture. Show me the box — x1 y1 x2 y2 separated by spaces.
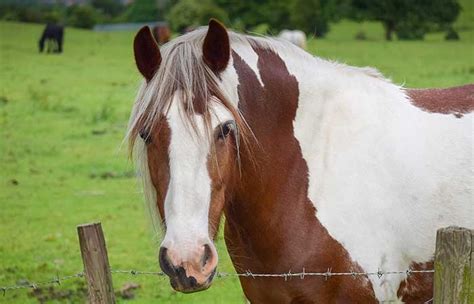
169 278 212 294
169 268 216 293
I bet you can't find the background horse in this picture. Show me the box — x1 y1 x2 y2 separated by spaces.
39 23 64 53
128 20 473 302
152 24 171 45
278 29 307 49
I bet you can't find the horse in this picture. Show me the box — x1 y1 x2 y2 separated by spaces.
152 24 171 45
127 20 473 303
278 29 307 49
39 23 64 53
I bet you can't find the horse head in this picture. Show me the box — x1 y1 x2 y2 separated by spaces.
129 20 245 293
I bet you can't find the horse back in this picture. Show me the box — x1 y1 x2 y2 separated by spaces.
407 84 474 117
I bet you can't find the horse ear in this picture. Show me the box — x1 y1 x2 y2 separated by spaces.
203 19 230 73
134 26 161 81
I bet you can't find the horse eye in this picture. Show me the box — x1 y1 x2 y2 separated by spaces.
217 121 234 140
139 130 152 144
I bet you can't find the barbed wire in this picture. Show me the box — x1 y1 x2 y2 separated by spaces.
0 272 85 296
0 267 434 296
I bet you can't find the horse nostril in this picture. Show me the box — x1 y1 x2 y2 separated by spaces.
188 276 198 288
159 247 175 276
201 244 213 268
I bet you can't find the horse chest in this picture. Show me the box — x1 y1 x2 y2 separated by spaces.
224 193 378 303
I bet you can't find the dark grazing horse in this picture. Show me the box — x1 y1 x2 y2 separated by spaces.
39 23 64 53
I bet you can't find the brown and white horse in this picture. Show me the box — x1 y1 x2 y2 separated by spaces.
127 20 473 303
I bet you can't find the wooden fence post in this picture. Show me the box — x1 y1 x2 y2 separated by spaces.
77 222 116 304
434 226 473 304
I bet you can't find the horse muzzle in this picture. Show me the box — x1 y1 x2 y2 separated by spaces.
159 244 218 293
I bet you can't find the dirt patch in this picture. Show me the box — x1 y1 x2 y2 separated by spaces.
89 171 136 179
28 281 87 304
116 282 141 300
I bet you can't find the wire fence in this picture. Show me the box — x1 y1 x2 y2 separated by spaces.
0 267 435 296
2 225 470 304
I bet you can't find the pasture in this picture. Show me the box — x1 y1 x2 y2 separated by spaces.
1 14 473 304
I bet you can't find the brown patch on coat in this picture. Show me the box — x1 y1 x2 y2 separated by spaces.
146 119 171 222
407 84 474 118
225 48 377 303
206 126 239 239
397 261 434 303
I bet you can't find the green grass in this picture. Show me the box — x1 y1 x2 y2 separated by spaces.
1 14 473 303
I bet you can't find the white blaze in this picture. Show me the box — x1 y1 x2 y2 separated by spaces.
160 93 234 259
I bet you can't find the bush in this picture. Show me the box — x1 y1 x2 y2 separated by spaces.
67 5 100 29
445 27 460 40
122 0 159 22
1 11 19 21
396 19 427 40
0 3 64 24
167 0 228 33
354 30 367 40
43 11 61 24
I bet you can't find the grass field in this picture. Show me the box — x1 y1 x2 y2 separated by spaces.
1 8 473 303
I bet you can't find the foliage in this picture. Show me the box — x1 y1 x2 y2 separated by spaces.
290 0 351 36
0 0 467 38
0 0 127 27
167 0 228 33
66 5 100 29
290 0 328 36
0 3 65 24
251 23 271 35
213 0 288 32
122 0 160 22
351 0 461 40
42 10 62 24
91 0 125 20
214 0 348 37
445 27 460 40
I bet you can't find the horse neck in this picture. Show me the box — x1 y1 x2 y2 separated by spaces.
223 45 344 266
223 42 414 265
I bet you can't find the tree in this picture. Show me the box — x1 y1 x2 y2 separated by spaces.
124 0 160 22
351 0 461 40
213 0 292 33
91 0 125 19
213 0 348 37
167 0 228 33
291 0 328 37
